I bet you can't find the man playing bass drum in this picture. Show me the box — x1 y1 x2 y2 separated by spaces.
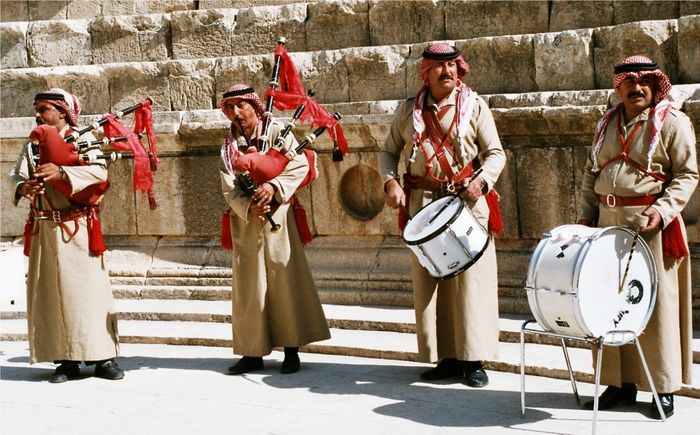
379 43 506 386
9 88 123 383
219 84 330 375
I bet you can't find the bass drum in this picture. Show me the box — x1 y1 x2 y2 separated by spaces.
403 195 489 280
525 224 657 344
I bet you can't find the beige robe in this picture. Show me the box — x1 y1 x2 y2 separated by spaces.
379 86 506 363
220 121 330 357
9 126 119 364
580 107 698 393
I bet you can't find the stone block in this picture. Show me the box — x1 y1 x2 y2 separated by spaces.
488 90 609 109
1 22 28 69
592 20 678 88
101 0 149 16
495 149 519 239
27 19 91 67
105 62 171 112
171 9 236 60
346 45 409 102
515 147 577 238
445 0 548 40
44 66 110 115
100 157 138 235
135 155 225 236
0 69 48 117
678 15 700 83
65 0 96 19
214 54 271 102
307 0 369 51
459 35 537 95
369 0 443 46
91 14 171 64
145 0 196 14
534 30 595 92
167 60 216 111
232 3 307 55
27 0 68 21
549 1 614 32
177 109 229 148
680 2 700 16
0 161 26 237
296 50 350 104
613 0 679 25
572 144 591 220
310 151 396 237
200 0 299 7
1 1 29 22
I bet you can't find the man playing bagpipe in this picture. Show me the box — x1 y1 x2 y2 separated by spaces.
219 84 330 375
9 88 123 383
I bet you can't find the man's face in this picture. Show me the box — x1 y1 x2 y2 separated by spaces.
427 60 458 99
618 74 656 117
34 101 66 129
223 98 258 134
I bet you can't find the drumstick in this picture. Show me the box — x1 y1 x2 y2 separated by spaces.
426 169 484 225
618 230 640 293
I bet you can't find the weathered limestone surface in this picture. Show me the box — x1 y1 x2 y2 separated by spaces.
0 22 28 69
167 60 216 111
460 35 536 95
231 3 307 55
678 15 700 84
306 0 369 52
27 19 91 67
0 69 47 117
91 14 171 64
171 9 237 60
550 1 614 32
534 30 595 92
445 0 548 39
214 54 271 101
612 0 679 25
369 0 444 46
346 45 409 102
301 50 351 104
593 20 678 88
44 66 111 115
1 1 29 22
104 62 170 111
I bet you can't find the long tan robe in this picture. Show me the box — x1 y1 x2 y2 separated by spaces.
379 86 506 363
9 126 119 364
580 106 698 393
220 121 330 357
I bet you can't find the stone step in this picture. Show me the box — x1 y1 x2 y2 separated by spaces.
3 15 699 118
2 316 698 398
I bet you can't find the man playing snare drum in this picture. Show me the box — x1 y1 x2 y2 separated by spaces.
379 43 506 387
578 55 698 418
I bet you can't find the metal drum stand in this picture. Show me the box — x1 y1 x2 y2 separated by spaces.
519 319 666 435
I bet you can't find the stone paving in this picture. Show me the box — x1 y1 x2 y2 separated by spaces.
1 341 698 435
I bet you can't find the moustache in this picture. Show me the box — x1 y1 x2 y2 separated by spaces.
439 74 453 81
627 91 646 99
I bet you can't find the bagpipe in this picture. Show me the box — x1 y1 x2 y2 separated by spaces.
221 37 348 246
26 97 159 220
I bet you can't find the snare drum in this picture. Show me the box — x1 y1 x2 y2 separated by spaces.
403 195 489 279
525 224 657 344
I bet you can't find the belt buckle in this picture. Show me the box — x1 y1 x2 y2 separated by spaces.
606 193 616 208
52 210 61 222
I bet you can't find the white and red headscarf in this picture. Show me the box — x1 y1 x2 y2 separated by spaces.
612 55 672 104
220 84 265 121
34 87 81 126
418 43 470 85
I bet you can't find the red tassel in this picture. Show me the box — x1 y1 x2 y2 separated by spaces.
86 208 106 256
485 190 504 235
23 214 35 257
221 209 233 250
147 189 158 210
662 217 689 258
292 196 313 246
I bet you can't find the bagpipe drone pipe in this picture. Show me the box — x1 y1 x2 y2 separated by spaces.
26 97 159 213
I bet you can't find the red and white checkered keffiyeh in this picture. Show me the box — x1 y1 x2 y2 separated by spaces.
35 88 81 126
418 43 470 85
613 55 672 104
220 84 265 121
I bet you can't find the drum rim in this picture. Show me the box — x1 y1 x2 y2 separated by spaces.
402 195 465 245
429 235 490 280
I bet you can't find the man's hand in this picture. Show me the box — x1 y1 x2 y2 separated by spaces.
640 207 662 233
577 218 595 227
461 177 484 202
19 179 44 200
252 182 275 206
250 202 272 217
384 179 405 209
34 163 63 182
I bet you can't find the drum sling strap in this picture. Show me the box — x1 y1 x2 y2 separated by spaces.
597 112 688 258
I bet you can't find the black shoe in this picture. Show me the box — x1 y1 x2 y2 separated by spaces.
463 361 489 388
420 358 462 381
583 383 637 410
227 356 264 375
49 362 80 383
650 393 674 419
94 360 124 380
280 348 301 374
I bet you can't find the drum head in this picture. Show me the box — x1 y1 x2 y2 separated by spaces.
576 227 657 340
403 195 462 243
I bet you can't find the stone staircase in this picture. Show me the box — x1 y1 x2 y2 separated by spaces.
1 0 700 398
